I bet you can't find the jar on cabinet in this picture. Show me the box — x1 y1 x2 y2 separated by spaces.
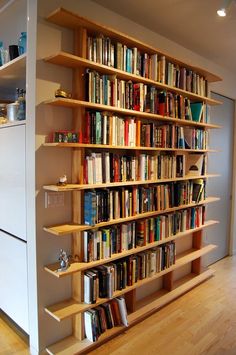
18 32 27 55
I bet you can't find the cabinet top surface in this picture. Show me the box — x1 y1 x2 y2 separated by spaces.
46 7 221 83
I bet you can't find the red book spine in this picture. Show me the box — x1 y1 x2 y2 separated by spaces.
196 208 199 227
124 119 129 146
159 102 165 116
110 80 114 106
136 119 141 147
114 155 119 182
145 124 150 147
133 83 140 111
84 111 91 143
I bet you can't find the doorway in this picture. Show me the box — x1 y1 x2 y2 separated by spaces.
205 92 234 264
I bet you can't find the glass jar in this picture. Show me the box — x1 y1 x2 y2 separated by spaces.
7 102 19 121
18 32 27 55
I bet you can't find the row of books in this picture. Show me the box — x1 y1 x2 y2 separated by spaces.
83 205 205 262
86 70 207 114
87 35 207 96
84 152 185 184
84 242 176 303
178 127 208 150
84 297 128 342
50 123 208 152
83 111 209 149
84 180 205 225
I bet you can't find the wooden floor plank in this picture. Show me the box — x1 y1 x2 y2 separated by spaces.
1 256 236 354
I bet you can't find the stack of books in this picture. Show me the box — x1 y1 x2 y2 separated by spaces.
84 297 128 342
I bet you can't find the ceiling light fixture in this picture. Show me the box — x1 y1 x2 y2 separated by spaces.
217 0 234 17
217 8 226 16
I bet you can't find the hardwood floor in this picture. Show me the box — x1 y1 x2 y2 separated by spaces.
1 256 236 355
0 311 29 355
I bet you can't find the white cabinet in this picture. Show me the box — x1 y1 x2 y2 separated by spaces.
0 230 28 333
0 124 26 240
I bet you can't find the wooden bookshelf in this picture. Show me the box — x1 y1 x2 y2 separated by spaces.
44 244 216 322
45 98 221 129
44 220 218 278
43 174 219 192
44 6 221 354
46 8 221 83
43 197 220 236
44 142 217 153
45 52 221 106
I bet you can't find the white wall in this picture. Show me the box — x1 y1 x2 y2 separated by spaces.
34 0 235 352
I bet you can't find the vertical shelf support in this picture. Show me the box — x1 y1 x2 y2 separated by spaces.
192 230 203 275
125 290 136 313
72 26 88 341
163 271 173 291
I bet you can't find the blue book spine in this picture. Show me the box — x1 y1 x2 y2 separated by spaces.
84 192 96 225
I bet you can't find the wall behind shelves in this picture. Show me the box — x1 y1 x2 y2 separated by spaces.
34 6 75 353
34 0 235 352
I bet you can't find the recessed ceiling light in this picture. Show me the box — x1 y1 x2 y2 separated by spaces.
217 8 227 16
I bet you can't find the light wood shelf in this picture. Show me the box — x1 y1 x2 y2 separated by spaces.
46 8 221 83
128 269 214 324
44 220 219 278
45 52 221 107
44 244 216 322
44 141 217 153
46 324 126 355
44 97 221 129
43 174 220 192
43 197 220 236
46 268 213 355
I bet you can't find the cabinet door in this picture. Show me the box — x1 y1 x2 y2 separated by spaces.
0 230 28 333
0 124 26 240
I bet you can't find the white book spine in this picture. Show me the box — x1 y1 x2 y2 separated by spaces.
84 311 94 342
105 152 110 183
84 274 91 304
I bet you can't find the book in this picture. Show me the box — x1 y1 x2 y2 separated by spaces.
190 102 203 122
115 297 128 327
192 179 204 202
84 311 95 342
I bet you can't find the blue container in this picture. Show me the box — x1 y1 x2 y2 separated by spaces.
0 41 3 65
18 32 27 55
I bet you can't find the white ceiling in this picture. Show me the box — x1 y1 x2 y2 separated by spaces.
92 0 236 74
